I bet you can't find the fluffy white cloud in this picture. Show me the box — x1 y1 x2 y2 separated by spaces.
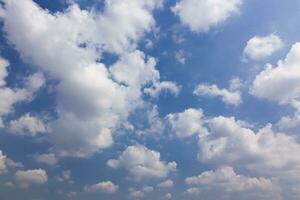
244 34 283 61
0 0 175 156
251 43 300 106
9 113 46 136
15 169 47 188
199 116 300 175
194 81 242 106
175 50 186 64
107 145 176 180
129 189 145 198
157 179 174 188
172 0 242 32
166 108 207 138
33 153 58 166
0 150 7 174
165 193 172 199
0 58 9 87
0 150 22 174
185 166 279 200
142 185 154 193
144 81 181 98
84 181 118 193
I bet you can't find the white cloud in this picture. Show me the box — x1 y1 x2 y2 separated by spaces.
15 169 47 188
129 189 145 198
25 72 45 93
33 153 58 166
244 34 283 61
84 181 118 193
165 193 172 199
142 185 154 193
0 0 174 156
107 145 176 180
0 150 22 174
0 150 7 174
157 179 174 188
144 81 181 98
9 113 46 136
0 57 31 127
166 108 207 138
172 0 242 32
194 81 242 106
0 58 9 87
175 50 186 64
251 43 300 106
185 166 280 200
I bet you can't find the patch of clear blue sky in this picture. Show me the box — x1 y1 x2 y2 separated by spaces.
1 0 300 199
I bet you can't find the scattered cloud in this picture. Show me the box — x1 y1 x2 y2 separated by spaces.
166 108 207 138
194 79 242 106
85 181 119 193
15 169 48 188
244 34 283 61
251 43 300 106
33 153 58 166
9 113 46 136
185 166 280 200
107 145 176 181
157 179 174 188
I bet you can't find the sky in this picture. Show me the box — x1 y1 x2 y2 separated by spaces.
1 0 300 199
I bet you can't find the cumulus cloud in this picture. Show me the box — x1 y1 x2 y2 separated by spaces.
15 169 48 188
142 185 154 193
33 153 58 166
0 0 177 156
199 116 300 174
107 145 176 180
84 181 118 193
251 43 300 106
0 150 7 174
194 80 242 106
129 189 145 198
0 150 22 174
165 193 172 199
166 108 207 138
185 166 279 200
9 113 46 136
157 179 174 188
172 0 242 32
244 34 283 61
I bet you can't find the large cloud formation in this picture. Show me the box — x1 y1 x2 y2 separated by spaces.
0 0 179 156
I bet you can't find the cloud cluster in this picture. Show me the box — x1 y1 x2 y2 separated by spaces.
185 166 279 200
0 0 179 156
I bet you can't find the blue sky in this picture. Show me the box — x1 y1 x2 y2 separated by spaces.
1 0 300 200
